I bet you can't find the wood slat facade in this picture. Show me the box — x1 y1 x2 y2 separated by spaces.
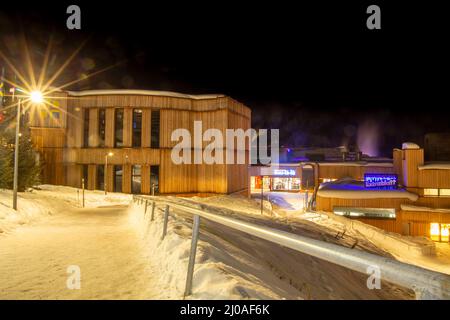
316 147 450 240
29 90 251 195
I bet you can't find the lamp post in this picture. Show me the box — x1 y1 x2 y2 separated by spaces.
12 98 22 210
12 91 44 210
104 152 114 195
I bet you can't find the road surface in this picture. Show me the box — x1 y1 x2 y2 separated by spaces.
0 205 157 299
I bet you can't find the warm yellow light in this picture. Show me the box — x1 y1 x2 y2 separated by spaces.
108 152 114 157
430 223 440 241
30 91 44 104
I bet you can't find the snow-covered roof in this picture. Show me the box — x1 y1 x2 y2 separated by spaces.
418 163 450 170
66 89 225 100
315 162 393 167
401 204 450 214
317 178 419 201
402 142 420 150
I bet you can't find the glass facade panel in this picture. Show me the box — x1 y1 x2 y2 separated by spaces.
98 108 106 147
150 165 159 194
114 108 124 148
132 109 142 147
83 109 89 147
132 165 141 194
151 110 160 148
97 165 105 190
114 165 123 193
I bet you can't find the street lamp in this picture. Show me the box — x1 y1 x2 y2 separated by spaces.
104 152 114 195
13 90 44 210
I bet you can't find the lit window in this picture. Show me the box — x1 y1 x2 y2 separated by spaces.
440 189 450 197
424 189 439 196
430 223 441 241
441 224 450 242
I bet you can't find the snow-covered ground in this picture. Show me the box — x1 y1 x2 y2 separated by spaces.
0 186 422 299
250 191 450 276
144 195 413 299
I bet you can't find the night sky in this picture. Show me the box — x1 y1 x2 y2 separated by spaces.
1 1 449 157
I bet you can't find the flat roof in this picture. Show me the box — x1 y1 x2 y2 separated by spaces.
66 89 226 100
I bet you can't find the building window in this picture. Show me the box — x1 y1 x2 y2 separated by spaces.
82 165 88 187
424 189 450 197
424 188 439 196
97 165 105 190
151 110 160 148
132 109 142 148
272 178 301 191
132 165 141 194
333 207 396 219
150 165 159 194
114 108 124 148
98 108 106 147
430 223 450 242
83 109 89 147
114 165 123 193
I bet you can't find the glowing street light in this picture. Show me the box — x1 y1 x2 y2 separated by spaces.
13 90 45 210
30 90 44 104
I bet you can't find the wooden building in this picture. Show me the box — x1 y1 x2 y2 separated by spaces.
316 143 450 241
29 89 251 195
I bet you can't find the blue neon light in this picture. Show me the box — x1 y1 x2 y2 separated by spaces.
364 173 398 189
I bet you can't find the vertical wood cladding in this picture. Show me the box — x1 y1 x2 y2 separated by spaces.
123 108 133 147
105 108 115 148
402 149 424 188
141 109 152 148
34 92 251 194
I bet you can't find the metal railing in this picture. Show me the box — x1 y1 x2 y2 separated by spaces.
131 195 450 300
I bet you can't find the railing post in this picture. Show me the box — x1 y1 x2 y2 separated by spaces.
144 200 149 217
151 201 156 221
81 178 85 208
162 205 169 240
184 214 201 297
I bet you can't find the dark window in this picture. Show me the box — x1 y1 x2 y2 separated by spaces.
114 165 123 193
150 165 159 194
151 110 160 148
83 109 89 147
82 165 88 187
114 108 124 148
98 108 106 147
132 165 141 194
97 165 105 190
132 109 142 147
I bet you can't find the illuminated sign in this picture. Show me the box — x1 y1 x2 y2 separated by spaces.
273 169 296 176
364 173 398 189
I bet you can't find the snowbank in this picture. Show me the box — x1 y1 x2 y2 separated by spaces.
316 210 436 259
401 204 450 214
317 162 393 167
402 142 420 150
418 163 450 170
0 185 131 235
128 199 301 299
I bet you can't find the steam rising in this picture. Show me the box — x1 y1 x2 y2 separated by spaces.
357 120 379 156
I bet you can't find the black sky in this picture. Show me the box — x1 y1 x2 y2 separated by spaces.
1 1 449 156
